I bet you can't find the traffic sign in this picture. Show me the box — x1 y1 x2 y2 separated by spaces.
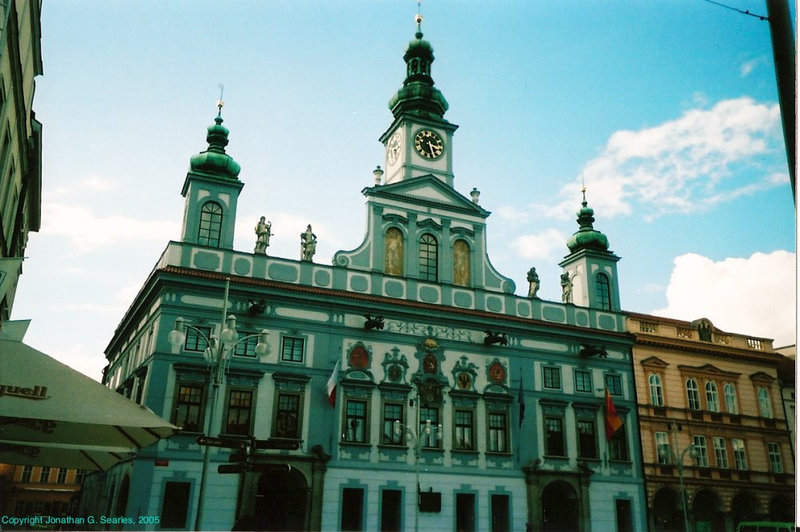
217 462 293 474
196 436 247 449
253 439 300 450
218 463 246 474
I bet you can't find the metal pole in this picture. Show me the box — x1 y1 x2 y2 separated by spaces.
194 279 231 531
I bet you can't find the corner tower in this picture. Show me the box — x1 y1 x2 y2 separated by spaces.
180 103 244 249
379 12 457 186
559 190 621 311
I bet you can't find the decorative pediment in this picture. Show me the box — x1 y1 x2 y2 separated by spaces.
749 371 776 384
640 356 669 368
677 363 741 379
364 174 489 217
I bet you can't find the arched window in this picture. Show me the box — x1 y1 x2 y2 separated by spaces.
384 227 404 276
757 386 772 418
595 273 611 310
686 378 700 410
453 239 470 286
198 201 223 247
418 233 438 282
649 373 664 406
705 381 719 412
724 383 738 414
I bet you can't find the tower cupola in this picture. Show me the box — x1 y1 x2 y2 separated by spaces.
189 108 241 179
566 192 610 252
388 14 449 119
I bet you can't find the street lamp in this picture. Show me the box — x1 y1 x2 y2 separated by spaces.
394 418 442 532
167 279 269 531
658 425 699 532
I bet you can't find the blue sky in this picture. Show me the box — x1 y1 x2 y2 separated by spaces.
13 1 795 379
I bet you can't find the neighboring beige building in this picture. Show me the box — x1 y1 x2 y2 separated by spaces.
0 0 42 320
775 344 795 458
4 464 84 517
628 313 795 531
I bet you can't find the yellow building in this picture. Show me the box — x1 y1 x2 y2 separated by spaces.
3 464 84 518
628 313 794 531
0 0 42 319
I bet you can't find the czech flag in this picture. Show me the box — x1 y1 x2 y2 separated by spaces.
604 388 623 439
326 361 339 407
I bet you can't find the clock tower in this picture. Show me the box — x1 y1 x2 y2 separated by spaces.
379 13 457 186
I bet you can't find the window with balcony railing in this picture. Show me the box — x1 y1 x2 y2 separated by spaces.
746 338 763 350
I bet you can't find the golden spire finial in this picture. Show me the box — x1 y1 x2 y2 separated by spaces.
581 175 587 203
216 84 225 116
415 0 423 36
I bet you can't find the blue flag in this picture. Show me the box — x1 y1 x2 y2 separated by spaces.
518 372 525 428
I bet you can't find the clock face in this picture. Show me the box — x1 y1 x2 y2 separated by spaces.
414 129 444 160
387 132 401 165
489 362 506 384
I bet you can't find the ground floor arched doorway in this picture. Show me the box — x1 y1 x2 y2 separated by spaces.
692 489 724 532
731 491 759 527
255 466 308 531
768 494 794 522
541 480 579 532
652 486 682 531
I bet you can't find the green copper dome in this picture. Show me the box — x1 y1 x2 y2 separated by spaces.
566 197 610 252
189 113 241 179
388 29 449 119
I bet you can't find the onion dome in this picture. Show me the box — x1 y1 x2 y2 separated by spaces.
189 110 241 179
566 194 610 252
388 15 449 119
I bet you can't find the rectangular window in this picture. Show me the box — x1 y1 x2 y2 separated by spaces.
577 419 597 458
161 481 191 529
454 409 474 450
491 494 510 532
274 393 301 438
341 487 364 531
380 489 402 532
456 493 476 532
605 374 623 395
39 466 50 483
574 369 592 393
543 366 561 390
281 336 304 363
184 326 211 352
487 411 508 453
344 399 368 443
545 416 565 456
768 442 783 473
712 437 728 468
20 465 33 483
419 407 441 448
56 468 68 484
382 402 404 445
225 389 253 435
732 438 748 470
693 435 709 467
609 424 629 461
174 384 205 432
233 332 259 357
655 432 670 464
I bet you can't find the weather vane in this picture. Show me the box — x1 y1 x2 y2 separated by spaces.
581 175 587 202
415 0 423 34
217 84 224 115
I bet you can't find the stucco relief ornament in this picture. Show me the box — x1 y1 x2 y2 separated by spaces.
254 216 272 254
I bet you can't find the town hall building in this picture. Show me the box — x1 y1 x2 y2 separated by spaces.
79 15 647 532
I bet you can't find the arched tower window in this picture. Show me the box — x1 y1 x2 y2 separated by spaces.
648 373 664 406
419 233 438 282
686 378 700 410
198 201 223 247
595 273 611 310
453 239 470 286
384 227 404 276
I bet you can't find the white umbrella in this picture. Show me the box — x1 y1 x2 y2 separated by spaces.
0 337 178 470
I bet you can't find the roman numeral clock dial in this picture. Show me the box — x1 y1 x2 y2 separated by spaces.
414 129 444 159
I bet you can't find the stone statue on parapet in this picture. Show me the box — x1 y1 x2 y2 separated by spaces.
254 216 272 254
301 224 317 261
526 267 540 299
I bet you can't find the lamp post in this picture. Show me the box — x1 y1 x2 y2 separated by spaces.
659 424 699 532
167 279 269 531
393 418 442 532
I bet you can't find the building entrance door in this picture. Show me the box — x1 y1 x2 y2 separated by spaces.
541 480 579 531
255 466 308 531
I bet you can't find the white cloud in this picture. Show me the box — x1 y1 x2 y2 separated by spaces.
740 57 767 77
512 229 567 261
652 250 796 346
546 98 784 220
79 174 116 191
41 203 178 253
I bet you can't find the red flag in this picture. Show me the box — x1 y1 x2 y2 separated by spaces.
326 361 339 407
604 388 623 439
